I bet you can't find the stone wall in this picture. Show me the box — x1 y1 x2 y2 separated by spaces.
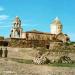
8 38 50 48
21 31 70 43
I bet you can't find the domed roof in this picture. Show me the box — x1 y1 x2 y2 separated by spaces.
51 17 62 25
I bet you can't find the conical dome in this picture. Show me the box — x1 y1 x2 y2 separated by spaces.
52 17 62 25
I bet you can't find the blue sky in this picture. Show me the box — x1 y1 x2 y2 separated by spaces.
0 0 75 41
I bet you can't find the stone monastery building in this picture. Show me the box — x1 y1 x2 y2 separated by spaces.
10 16 69 44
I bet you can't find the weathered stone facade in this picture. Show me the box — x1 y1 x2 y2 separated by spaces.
8 38 50 48
9 17 70 48
21 30 69 43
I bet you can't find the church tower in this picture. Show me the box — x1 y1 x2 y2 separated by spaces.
10 16 23 38
50 17 62 34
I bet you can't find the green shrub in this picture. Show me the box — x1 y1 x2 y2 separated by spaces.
0 36 4 40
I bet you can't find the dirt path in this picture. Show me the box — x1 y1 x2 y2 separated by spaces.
0 58 75 75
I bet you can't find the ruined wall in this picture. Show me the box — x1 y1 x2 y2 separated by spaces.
8 38 50 48
46 50 75 61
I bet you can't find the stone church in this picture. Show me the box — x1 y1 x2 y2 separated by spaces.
9 16 70 48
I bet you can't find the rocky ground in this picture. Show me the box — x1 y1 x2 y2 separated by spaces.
0 47 75 75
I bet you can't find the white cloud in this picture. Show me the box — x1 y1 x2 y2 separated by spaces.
0 25 10 28
0 7 9 21
0 7 4 11
0 15 9 20
0 25 11 29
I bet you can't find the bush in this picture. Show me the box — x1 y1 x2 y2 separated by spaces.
0 36 4 40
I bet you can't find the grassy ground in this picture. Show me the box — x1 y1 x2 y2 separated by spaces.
48 63 75 67
9 58 33 64
9 58 75 67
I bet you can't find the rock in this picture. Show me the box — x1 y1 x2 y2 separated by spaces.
58 56 72 63
33 56 50 64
